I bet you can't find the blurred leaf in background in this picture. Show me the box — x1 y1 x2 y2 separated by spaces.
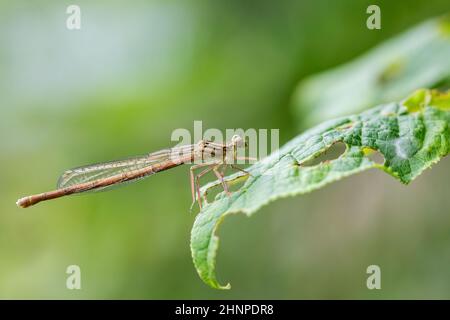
292 14 450 128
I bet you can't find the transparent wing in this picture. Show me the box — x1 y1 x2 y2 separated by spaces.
57 144 195 192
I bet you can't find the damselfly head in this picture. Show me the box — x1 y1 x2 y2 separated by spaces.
231 134 245 148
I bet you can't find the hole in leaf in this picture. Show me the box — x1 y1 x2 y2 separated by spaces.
227 174 250 193
203 184 223 203
363 147 385 165
301 142 347 167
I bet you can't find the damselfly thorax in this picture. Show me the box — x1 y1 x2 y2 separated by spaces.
191 136 244 164
16 135 254 209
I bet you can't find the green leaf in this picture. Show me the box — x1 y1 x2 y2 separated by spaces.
190 89 450 289
292 15 450 128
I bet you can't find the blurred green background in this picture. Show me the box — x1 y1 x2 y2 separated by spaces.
1 0 449 299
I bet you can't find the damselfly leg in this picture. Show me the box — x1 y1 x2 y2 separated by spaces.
213 165 230 196
189 162 213 208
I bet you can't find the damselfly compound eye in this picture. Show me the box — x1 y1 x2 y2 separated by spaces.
231 135 244 147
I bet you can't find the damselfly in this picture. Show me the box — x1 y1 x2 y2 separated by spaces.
16 135 253 209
